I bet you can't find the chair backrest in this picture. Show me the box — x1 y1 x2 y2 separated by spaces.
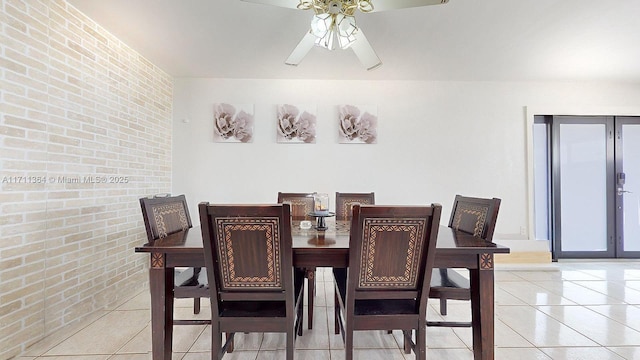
198 203 294 306
335 192 375 221
346 204 442 311
448 195 501 241
139 194 192 242
277 192 314 220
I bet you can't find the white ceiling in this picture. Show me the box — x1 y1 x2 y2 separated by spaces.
66 0 640 81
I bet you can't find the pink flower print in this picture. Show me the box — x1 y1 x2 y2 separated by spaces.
233 110 254 143
357 112 377 143
296 111 317 143
339 105 360 140
277 104 300 139
214 103 236 139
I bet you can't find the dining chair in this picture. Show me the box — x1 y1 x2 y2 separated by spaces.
428 195 501 328
333 192 374 334
333 204 442 360
277 192 316 333
335 192 375 221
198 203 304 360
139 194 207 316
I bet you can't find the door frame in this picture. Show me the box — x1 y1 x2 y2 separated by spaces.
526 107 640 261
615 116 640 258
551 115 616 258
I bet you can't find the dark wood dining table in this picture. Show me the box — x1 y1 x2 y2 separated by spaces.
135 220 509 360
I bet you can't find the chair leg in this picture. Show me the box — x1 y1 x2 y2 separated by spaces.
298 311 304 336
298 276 305 336
345 325 354 360
192 267 202 315
440 297 447 315
334 291 340 334
212 325 222 360
297 295 304 336
286 328 294 360
416 325 426 360
193 297 200 314
402 330 411 354
226 333 234 353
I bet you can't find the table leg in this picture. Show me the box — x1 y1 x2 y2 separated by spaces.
470 253 495 360
306 268 316 330
150 253 174 360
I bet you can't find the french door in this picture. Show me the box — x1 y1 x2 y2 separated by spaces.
551 115 640 258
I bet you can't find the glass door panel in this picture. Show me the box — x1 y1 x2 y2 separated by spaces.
558 124 608 251
616 118 640 256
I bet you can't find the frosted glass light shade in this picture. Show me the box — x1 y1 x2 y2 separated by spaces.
336 14 357 49
310 13 332 38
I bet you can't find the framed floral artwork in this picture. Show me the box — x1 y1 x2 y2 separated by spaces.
213 103 254 143
338 104 377 144
276 104 317 143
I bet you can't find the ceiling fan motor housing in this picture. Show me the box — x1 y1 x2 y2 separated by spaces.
329 1 341 14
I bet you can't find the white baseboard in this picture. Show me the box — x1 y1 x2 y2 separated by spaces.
493 239 552 265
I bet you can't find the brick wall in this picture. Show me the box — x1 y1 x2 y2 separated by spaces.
0 1 173 358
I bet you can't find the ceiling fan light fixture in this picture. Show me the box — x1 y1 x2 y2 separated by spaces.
243 0 450 70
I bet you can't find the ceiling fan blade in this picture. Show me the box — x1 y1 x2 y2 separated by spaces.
285 31 317 66
239 0 299 10
368 0 449 12
350 30 382 71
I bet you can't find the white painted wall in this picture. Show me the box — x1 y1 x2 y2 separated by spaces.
172 78 640 251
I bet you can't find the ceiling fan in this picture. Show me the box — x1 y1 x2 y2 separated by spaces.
240 0 449 70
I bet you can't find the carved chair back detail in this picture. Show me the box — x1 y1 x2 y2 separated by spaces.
214 216 284 290
277 192 315 221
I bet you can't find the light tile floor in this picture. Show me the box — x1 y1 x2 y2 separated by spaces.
14 261 640 360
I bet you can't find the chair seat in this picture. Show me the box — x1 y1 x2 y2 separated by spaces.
429 268 470 300
174 268 208 299
334 269 418 316
220 301 288 317
354 299 418 316
175 267 208 287
428 268 472 327
219 270 303 318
